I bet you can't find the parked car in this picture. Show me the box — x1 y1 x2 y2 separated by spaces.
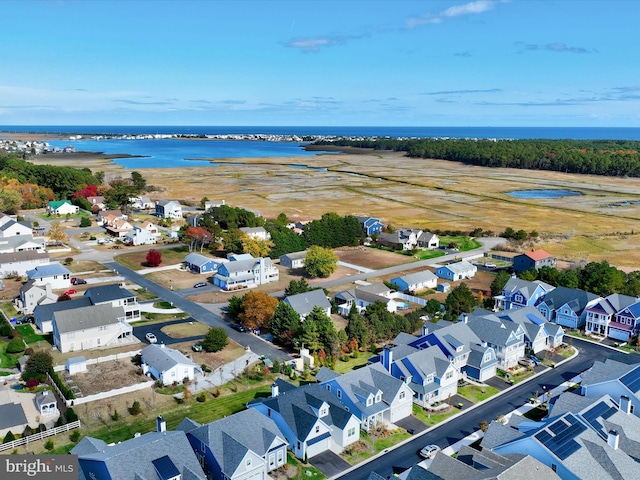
63 289 77 296
419 444 440 459
518 357 535 368
527 354 541 365
145 332 158 344
192 343 203 352
193 282 207 288
71 277 87 285
230 323 246 332
485 263 497 269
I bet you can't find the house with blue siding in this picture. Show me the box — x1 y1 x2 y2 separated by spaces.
494 277 555 311
435 261 477 281
584 293 640 342
609 300 640 342
177 409 288 480
248 381 359 460
183 252 221 274
536 286 600 329
497 306 564 354
580 358 640 415
357 216 384 237
465 311 526 369
512 249 556 274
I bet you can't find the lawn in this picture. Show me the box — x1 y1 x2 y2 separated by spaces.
341 428 411 465
457 384 500 403
0 301 19 319
333 353 371 374
15 324 49 344
412 403 458 427
0 338 22 368
398 249 445 261
438 236 483 252
116 246 190 270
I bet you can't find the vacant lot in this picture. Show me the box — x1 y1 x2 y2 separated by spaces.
335 246 410 270
72 359 151 396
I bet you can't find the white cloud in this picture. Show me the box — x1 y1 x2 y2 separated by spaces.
406 0 501 29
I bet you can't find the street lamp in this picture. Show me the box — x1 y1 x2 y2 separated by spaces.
169 279 173 291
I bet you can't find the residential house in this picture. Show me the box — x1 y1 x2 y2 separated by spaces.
52 303 133 353
494 277 555 311
204 199 225 211
379 344 458 408
33 297 93 333
123 225 157 246
536 286 601 329
0 235 46 254
97 209 125 226
334 283 399 315
72 420 206 480
584 293 640 339
412 321 498 382
376 228 422 250
279 250 308 269
47 200 79 216
129 196 155 210
239 226 271 241
86 196 106 210
512 249 557 274
485 393 640 480
390 270 437 293
186 212 203 228
141 220 160 236
319 362 414 431
466 310 526 369
141 344 199 385
26 262 71 289
155 199 183 219
609 300 640 342
497 306 564 354
13 280 58 315
284 289 331 320
84 284 141 323
356 216 384 237
249 381 360 460
435 261 477 281
178 409 287 480
105 218 134 238
580 358 640 414
0 213 34 237
417 231 439 249
0 250 50 277
213 255 279 291
183 252 221 274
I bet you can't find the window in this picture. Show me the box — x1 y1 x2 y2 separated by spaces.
367 397 372 406
267 408 271 417
375 393 381 402
326 385 331 391
337 390 342 399
551 464 557 473
277 450 284 465
315 425 320 433
246 458 251 467
445 371 454 380
320 407 327 416
297 441 301 450
269 454 275 468
399 391 405 400
348 427 356 437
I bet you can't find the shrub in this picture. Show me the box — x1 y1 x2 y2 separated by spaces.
69 430 81 442
129 400 142 416
6 337 25 353
146 249 162 267
22 425 34 437
25 351 53 374
203 327 228 353
0 324 11 337
3 431 15 444
79 217 91 228
26 377 40 389
44 439 54 451
111 410 120 421
24 347 34 356
22 372 46 383
64 257 74 266
196 393 206 403
65 408 78 423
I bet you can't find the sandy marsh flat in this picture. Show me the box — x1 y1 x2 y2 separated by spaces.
25 147 640 268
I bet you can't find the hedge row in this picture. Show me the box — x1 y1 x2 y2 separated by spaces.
49 369 75 400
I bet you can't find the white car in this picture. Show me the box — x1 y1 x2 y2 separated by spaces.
419 444 440 459
485 263 497 268
145 332 157 344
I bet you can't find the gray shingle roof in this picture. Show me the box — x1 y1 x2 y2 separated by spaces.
53 304 125 334
392 270 437 288
580 358 635 387
84 284 135 304
284 289 331 318
538 286 600 314
0 249 48 263
467 315 523 348
439 261 476 275
73 431 206 480
329 362 404 412
141 344 198 373
26 262 71 279
34 297 93 321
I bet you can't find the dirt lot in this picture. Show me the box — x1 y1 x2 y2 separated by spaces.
335 247 409 270
71 358 151 396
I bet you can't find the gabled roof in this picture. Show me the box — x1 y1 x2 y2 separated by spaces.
502 278 554 299
48 200 72 209
391 270 437 287
34 297 93 320
280 250 308 261
54 304 125 334
357 282 393 296
0 249 48 263
141 344 198 373
284 289 331 317
467 315 523 347
438 261 475 274
538 286 600 314
184 252 219 267
392 332 418 346
72 431 206 480
26 262 71 279
84 284 135 304
315 367 340 382
580 359 636 388
522 249 554 261
398 346 452 383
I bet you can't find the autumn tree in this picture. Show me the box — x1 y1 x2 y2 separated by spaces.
146 249 162 267
304 245 338 278
0 187 24 214
186 226 211 252
238 291 278 330
241 235 274 258
47 221 68 246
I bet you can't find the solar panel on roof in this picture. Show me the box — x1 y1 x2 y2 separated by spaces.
583 401 618 438
536 415 587 461
620 366 640 393
526 313 544 325
549 419 570 435
152 455 180 480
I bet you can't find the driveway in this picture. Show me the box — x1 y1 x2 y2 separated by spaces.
133 318 203 346
308 450 351 477
394 415 428 435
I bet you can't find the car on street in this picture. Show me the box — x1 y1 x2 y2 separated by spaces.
193 282 207 288
518 357 535 368
527 354 541 365
63 289 77 296
419 444 441 459
230 323 247 332
71 277 87 285
145 332 158 344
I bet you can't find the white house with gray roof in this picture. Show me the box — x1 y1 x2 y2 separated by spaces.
0 249 50 278
497 305 564 354
34 297 93 333
284 289 331 320
334 282 399 315
279 250 307 269
26 262 71 289
84 284 141 322
13 279 58 315
213 255 279 291
52 303 133 353
178 408 287 480
390 270 437 293
239 226 271 241
466 310 526 369
141 344 199 385
155 199 183 219
72 421 206 480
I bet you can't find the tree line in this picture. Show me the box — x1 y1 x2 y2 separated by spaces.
314 138 640 177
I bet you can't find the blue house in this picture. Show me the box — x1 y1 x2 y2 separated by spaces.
435 261 477 281
390 269 437 293
357 216 384 237
183 252 221 274
177 409 288 480
495 277 555 310
536 286 600 329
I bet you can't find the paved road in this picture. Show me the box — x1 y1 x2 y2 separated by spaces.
133 318 204 346
333 339 640 480
102 261 290 360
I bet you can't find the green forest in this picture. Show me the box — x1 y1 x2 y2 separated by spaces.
314 138 640 177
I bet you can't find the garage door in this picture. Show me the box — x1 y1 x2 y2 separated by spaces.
306 432 331 458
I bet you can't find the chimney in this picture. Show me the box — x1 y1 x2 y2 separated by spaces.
620 395 632 415
607 430 619 450
462 314 469 324
382 345 393 373
157 415 166 433
271 382 279 397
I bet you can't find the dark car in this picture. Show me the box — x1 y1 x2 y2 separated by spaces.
71 277 87 285
231 323 246 332
193 282 207 288
527 354 541 365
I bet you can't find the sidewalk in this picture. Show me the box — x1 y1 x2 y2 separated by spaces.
178 351 261 396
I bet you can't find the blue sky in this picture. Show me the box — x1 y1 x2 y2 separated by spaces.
2 0 639 127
